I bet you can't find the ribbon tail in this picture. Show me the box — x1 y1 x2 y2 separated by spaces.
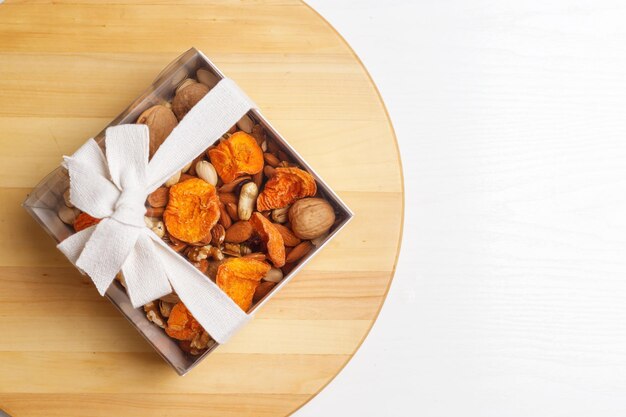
64 139 120 219
121 232 172 308
151 236 250 344
75 218 141 296
57 226 97 265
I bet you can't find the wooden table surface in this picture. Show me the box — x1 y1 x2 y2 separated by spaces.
0 1 403 416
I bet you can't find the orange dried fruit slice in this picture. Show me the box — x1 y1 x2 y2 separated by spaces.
250 212 285 268
208 131 264 183
216 257 271 311
165 302 203 341
73 212 101 232
163 178 220 243
256 167 317 211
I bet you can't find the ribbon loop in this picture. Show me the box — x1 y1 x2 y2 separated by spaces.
57 77 256 344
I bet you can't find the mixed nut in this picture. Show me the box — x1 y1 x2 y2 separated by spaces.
57 68 340 356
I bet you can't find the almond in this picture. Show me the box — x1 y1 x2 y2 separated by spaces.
225 220 254 243
146 206 164 217
253 281 276 304
226 202 239 221
148 187 169 208
272 223 301 247
219 176 251 193
219 192 238 206
219 204 232 229
264 152 280 167
244 252 266 262
285 241 312 263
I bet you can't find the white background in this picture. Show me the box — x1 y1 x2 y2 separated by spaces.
299 1 626 416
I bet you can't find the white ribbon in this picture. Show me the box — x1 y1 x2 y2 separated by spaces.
57 78 256 344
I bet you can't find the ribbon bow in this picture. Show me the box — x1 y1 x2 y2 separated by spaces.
58 78 255 343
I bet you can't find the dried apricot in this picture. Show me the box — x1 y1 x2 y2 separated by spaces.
256 167 317 211
250 212 285 268
216 257 271 311
165 302 203 341
163 178 220 243
208 132 264 183
73 212 101 232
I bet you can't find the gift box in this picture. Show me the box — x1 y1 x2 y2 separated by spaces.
22 48 353 375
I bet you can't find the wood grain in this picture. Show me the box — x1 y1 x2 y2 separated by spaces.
0 1 403 416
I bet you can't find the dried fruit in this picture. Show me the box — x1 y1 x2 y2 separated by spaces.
172 82 210 120
272 223 301 247
285 241 313 263
148 187 169 208
216 257 271 311
225 220 254 243
253 281 276 304
73 212 101 232
238 182 258 221
163 178 221 243
165 303 203 340
256 167 317 211
250 212 285 268
208 132 264 183
289 198 335 240
136 104 178 158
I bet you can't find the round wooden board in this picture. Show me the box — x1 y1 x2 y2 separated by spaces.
0 1 403 416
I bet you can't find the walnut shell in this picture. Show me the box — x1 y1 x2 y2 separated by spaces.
172 82 210 120
137 105 178 158
288 198 335 240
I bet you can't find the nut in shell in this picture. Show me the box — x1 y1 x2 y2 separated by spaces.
271 206 290 223
288 198 336 240
238 182 258 221
58 205 80 225
237 114 254 133
151 221 165 238
197 68 219 88
165 170 182 187
63 189 73 208
159 300 174 318
264 267 284 283
211 224 226 247
144 301 165 329
196 160 218 185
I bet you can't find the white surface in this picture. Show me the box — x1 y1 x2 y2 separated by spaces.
300 1 626 416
